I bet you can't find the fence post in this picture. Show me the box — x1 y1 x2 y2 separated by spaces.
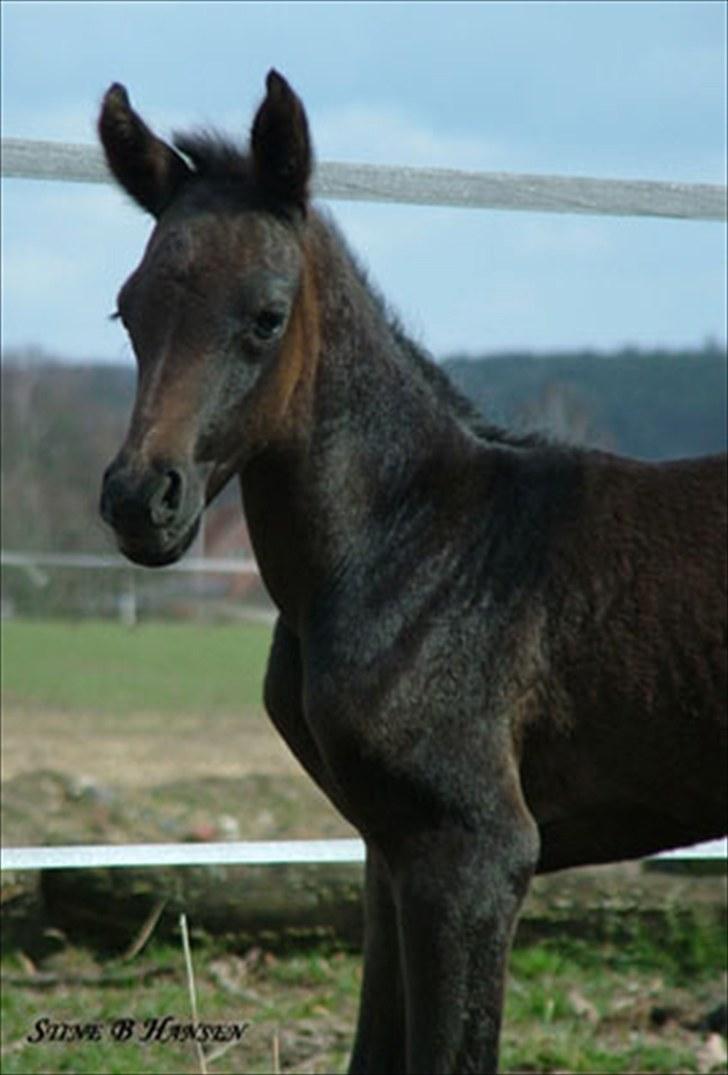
118 572 137 627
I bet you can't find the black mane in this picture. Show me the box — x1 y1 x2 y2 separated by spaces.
390 324 547 450
320 212 547 451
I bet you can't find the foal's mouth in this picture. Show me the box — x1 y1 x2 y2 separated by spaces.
115 513 202 569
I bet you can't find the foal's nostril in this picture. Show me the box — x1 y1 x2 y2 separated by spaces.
100 459 188 534
164 468 184 511
150 467 185 525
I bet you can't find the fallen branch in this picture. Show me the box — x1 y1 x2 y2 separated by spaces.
3 965 176 989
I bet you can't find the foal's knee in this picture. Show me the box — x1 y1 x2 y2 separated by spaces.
394 812 539 932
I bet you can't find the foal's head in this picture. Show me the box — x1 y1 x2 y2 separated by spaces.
98 71 318 566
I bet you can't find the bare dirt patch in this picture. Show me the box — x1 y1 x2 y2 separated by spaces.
1 703 301 787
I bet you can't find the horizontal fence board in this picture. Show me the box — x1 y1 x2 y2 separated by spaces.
1 550 259 575
316 160 728 221
2 839 366 871
1 838 725 872
654 838 727 862
2 137 726 221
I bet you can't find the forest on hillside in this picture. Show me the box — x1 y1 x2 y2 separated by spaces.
443 343 727 460
1 342 726 617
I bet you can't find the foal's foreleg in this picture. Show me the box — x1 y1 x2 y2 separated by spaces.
266 625 406 1071
348 845 406 1074
264 618 326 779
394 808 538 1074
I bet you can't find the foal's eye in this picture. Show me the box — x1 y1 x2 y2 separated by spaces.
253 308 286 341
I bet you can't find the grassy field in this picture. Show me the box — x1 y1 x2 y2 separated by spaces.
1 618 273 715
2 619 726 1073
1 618 292 786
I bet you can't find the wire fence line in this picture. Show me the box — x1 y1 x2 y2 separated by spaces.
2 136 726 220
2 138 726 874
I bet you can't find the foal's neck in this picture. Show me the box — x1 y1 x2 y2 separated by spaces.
311 214 464 457
241 215 471 625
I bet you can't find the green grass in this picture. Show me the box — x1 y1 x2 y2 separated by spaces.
512 919 728 986
0 942 360 1075
0 619 272 715
2 936 725 1075
501 932 726 1073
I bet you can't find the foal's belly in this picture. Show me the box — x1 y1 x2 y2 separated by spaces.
519 715 727 871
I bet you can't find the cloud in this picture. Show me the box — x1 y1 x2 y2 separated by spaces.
311 102 510 171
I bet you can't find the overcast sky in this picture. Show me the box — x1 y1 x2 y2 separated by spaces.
1 1 726 363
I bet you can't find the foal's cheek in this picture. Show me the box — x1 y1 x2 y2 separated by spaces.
195 353 266 455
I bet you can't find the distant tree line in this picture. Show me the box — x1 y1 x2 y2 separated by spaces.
443 343 727 460
1 342 725 617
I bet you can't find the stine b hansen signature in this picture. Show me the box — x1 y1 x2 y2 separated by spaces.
26 1015 251 1045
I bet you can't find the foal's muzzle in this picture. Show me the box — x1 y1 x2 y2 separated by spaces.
100 456 202 567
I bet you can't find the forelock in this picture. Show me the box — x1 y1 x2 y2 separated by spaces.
173 130 254 183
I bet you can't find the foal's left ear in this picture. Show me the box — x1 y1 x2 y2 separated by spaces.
251 70 312 215
98 83 191 217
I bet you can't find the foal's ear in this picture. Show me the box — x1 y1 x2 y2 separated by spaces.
251 70 312 215
98 83 191 217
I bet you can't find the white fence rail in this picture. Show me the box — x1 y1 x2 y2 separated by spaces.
1 138 726 874
2 839 366 871
1 549 263 626
2 836 725 873
2 137 726 220
1 550 259 576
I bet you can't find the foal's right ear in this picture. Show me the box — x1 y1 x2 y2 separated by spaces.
251 70 312 215
98 84 191 217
